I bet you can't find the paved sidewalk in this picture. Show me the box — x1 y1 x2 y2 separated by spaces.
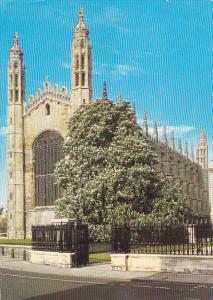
1 255 213 286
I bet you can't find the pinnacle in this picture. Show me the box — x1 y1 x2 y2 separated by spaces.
102 81 108 99
170 130 175 149
178 139 182 154
13 32 19 46
162 126 168 144
199 128 207 142
78 8 84 21
118 92 122 102
153 121 158 141
143 112 148 136
184 141 188 157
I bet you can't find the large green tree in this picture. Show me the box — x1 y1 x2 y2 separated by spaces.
55 99 189 240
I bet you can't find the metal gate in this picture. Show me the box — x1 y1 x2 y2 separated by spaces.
88 242 111 264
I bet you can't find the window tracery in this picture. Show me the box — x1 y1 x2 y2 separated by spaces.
34 130 63 206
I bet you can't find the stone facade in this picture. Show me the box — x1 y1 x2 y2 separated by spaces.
7 9 210 239
209 161 213 221
7 10 92 239
142 112 210 217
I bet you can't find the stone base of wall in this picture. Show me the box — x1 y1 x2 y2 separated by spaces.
30 250 75 268
111 254 213 274
0 244 32 260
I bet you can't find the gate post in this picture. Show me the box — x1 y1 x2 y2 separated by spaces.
73 223 89 267
73 224 79 268
111 224 130 254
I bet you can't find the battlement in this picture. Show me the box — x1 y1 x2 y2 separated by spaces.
25 79 71 114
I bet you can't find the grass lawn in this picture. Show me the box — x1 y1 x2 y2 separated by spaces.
0 239 32 246
89 252 110 262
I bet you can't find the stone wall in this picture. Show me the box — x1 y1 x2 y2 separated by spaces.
24 97 71 238
111 254 213 274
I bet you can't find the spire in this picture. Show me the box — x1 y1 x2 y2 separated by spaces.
10 32 22 55
197 128 208 169
74 8 88 38
131 102 136 120
143 112 148 136
118 91 122 102
102 81 108 99
184 141 188 158
198 128 207 145
44 76 50 91
162 126 168 145
190 144 194 161
13 32 19 46
72 9 92 107
153 121 158 142
78 8 84 22
178 139 182 154
170 130 175 150
8 33 25 103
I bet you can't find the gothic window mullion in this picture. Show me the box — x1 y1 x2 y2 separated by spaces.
46 144 50 175
39 144 43 175
34 130 64 207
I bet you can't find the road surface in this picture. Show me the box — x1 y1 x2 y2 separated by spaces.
0 268 212 299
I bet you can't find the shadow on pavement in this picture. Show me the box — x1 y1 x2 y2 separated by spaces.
20 279 213 300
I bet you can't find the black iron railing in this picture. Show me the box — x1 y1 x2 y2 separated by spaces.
32 222 89 265
111 220 213 256
32 223 76 252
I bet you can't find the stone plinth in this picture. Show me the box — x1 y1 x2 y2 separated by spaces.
111 254 213 274
110 254 128 271
30 250 75 268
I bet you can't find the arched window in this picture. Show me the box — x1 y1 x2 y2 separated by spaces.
82 73 85 86
75 54 79 70
81 55 85 69
33 130 63 206
75 73 79 87
45 103 50 115
14 61 18 69
15 75 18 88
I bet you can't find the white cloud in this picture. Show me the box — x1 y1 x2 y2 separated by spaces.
93 63 108 76
62 62 71 69
113 64 143 77
117 64 136 76
0 127 7 136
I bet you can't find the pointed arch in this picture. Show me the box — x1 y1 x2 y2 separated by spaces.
33 130 64 206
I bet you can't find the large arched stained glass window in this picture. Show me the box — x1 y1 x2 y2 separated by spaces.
33 130 63 206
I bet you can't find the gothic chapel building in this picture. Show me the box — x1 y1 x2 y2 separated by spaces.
7 10 209 239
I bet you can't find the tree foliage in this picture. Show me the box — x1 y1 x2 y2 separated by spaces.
55 99 189 240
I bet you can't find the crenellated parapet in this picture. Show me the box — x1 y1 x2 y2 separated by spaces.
141 112 210 217
24 78 71 115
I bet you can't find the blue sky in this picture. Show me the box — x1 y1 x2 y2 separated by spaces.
0 0 212 206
